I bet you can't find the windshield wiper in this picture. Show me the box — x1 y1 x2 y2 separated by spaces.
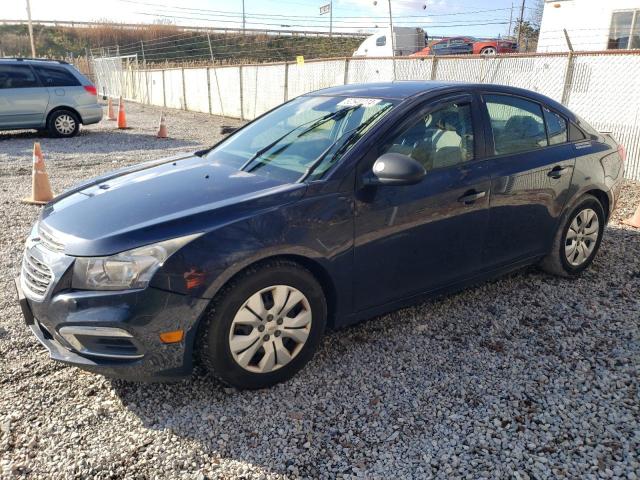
298 103 393 182
239 106 360 172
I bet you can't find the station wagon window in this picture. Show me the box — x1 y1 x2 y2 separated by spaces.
543 107 568 145
376 36 387 47
0 64 39 89
383 101 474 170
484 94 547 155
32 65 81 87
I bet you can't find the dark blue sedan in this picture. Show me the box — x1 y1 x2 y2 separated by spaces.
17 81 625 389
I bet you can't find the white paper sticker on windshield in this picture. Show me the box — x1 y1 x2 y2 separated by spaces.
337 97 382 107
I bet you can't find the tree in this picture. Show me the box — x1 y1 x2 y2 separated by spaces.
515 20 540 52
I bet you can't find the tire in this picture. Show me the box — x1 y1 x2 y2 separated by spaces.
539 194 605 277
480 47 497 55
197 259 327 389
47 109 80 138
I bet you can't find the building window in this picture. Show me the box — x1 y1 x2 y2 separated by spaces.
608 10 640 49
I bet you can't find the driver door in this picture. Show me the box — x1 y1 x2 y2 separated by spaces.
353 94 492 311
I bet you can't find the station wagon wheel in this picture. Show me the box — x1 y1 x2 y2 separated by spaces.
539 194 605 277
47 109 80 138
198 260 327 389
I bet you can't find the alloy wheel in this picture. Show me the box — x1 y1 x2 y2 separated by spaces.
481 47 497 55
54 114 76 135
228 285 312 373
565 208 599 266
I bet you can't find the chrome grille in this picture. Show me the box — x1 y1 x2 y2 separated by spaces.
38 226 65 252
22 251 53 299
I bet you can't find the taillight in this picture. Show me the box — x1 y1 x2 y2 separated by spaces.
617 144 626 163
83 85 97 96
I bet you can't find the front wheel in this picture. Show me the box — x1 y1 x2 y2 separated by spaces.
198 260 327 389
539 194 605 277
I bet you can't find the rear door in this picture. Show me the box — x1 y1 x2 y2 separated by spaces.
0 63 49 128
480 93 575 267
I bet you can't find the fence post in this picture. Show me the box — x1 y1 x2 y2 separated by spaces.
181 68 187 110
239 64 245 121
561 51 574 106
343 57 350 85
206 68 212 115
283 62 289 102
430 56 438 80
162 69 166 108
140 40 146 68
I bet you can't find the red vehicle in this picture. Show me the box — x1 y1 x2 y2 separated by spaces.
411 37 518 56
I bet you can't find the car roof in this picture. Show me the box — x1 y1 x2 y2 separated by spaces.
307 81 458 100
0 58 69 65
306 81 578 120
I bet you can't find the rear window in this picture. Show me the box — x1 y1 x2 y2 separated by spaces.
0 64 40 89
32 65 81 87
543 107 568 145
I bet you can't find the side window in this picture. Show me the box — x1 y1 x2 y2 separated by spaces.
433 41 447 50
569 122 587 141
382 101 474 171
32 65 80 87
376 36 387 47
543 107 568 145
485 94 548 155
0 65 39 89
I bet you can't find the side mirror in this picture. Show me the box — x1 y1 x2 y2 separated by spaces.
365 153 426 186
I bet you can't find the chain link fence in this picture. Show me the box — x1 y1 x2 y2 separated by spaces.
92 52 640 180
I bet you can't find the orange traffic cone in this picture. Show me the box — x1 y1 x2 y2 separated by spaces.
22 142 54 205
107 97 116 121
157 111 168 139
622 204 640 228
117 96 128 129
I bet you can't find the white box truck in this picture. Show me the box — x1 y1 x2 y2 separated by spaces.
353 27 426 57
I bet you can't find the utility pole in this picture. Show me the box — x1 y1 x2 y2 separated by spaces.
507 2 514 38
516 0 526 51
330 0 333 38
242 0 246 33
387 0 395 56
25 0 36 57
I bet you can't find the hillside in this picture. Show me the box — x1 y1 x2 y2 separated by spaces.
0 23 363 64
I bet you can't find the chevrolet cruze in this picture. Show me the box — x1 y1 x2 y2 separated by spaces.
16 82 625 389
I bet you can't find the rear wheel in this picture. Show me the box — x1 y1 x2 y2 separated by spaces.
539 194 605 277
198 260 327 389
480 46 497 55
47 110 80 138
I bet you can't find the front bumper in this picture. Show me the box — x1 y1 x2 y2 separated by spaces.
17 276 210 382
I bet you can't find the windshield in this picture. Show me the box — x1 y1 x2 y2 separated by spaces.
205 95 397 183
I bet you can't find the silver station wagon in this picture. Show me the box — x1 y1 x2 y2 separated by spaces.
0 58 102 137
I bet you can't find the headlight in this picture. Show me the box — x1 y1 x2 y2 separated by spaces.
72 233 201 290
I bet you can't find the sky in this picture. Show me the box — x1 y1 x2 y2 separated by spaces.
5 0 539 38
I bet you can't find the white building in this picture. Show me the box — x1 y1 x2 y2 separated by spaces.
537 0 640 52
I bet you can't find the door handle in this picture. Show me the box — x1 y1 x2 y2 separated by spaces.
457 190 486 204
547 165 569 179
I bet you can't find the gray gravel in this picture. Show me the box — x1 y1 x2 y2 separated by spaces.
1 103 639 479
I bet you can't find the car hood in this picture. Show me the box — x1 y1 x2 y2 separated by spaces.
41 153 306 256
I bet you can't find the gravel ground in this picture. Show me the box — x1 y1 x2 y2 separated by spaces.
0 103 639 479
